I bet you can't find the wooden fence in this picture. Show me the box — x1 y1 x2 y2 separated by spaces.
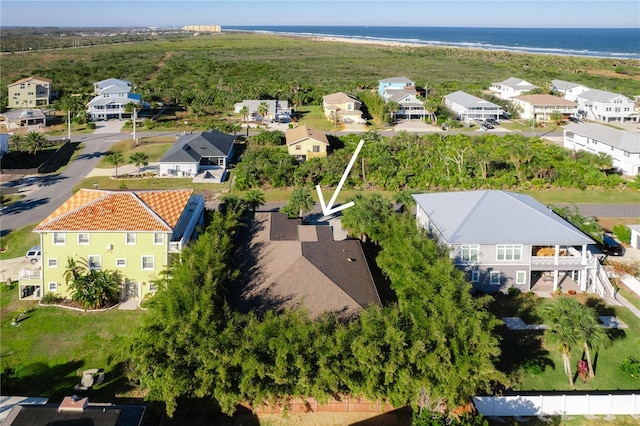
242 396 396 414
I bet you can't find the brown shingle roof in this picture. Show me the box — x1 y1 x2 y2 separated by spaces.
34 189 193 232
285 125 329 146
512 94 577 107
9 76 52 86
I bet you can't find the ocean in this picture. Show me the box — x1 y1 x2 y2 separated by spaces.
225 26 640 60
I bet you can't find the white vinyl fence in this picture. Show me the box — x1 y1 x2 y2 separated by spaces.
474 394 640 417
621 275 640 297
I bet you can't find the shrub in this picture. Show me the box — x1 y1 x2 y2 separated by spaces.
507 287 521 297
523 359 545 375
620 356 640 378
612 223 631 244
41 292 61 304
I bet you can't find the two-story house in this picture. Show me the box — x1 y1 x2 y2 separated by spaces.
443 91 502 121
385 90 426 120
7 76 52 108
378 76 416 98
551 79 591 102
20 189 205 301
286 125 329 161
511 94 578 121
564 122 640 176
322 92 365 124
87 78 142 121
412 191 613 297
490 77 539 99
575 89 638 123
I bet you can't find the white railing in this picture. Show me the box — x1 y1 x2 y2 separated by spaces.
19 268 41 281
168 241 182 253
596 263 616 298
530 256 586 266
474 394 640 416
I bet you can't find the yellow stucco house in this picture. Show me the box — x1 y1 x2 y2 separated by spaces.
20 189 205 301
285 125 329 161
7 76 52 108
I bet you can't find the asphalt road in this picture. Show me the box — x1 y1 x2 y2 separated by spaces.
0 134 124 236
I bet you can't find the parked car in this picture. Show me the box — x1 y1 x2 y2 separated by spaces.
598 235 625 256
482 124 495 130
25 246 42 264
569 117 580 123
485 118 498 125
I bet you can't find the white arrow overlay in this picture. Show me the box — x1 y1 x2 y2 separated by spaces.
316 139 365 216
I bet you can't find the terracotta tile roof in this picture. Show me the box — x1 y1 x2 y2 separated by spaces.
35 189 193 232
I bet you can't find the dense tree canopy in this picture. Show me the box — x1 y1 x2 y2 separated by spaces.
128 200 503 418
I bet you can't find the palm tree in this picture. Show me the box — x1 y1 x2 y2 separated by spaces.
23 131 47 156
129 152 149 176
240 105 250 136
9 134 24 152
257 101 269 125
106 151 124 178
386 101 399 124
283 187 314 219
539 297 583 386
243 189 265 214
576 304 611 378
423 97 439 124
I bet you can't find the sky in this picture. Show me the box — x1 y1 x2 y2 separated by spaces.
1 1 638 28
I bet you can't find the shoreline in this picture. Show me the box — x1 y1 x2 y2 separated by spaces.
225 29 639 61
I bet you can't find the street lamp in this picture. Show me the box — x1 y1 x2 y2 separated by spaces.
132 107 136 143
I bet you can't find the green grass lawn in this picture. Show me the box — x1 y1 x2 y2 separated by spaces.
95 139 175 168
490 293 640 393
74 176 231 193
0 285 144 400
524 188 640 205
0 223 40 260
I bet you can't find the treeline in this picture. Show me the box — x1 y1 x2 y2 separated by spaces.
127 199 503 419
234 131 632 192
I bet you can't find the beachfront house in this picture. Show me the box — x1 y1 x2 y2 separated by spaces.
20 189 205 301
322 92 365 124
378 76 416 98
574 89 638 123
87 78 143 121
0 109 48 130
510 94 578 121
159 130 236 182
551 79 591 102
286 125 329 161
563 122 640 176
443 91 502 122
7 76 52 108
234 99 291 122
490 77 539 99
412 190 614 296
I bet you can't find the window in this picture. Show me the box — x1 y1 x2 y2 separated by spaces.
142 256 154 270
48 282 58 291
78 233 90 245
47 258 58 268
116 258 127 268
516 271 527 285
149 282 158 292
296 145 301 150
53 232 66 245
471 270 480 283
126 233 136 244
88 255 102 270
497 244 522 261
312 145 320 153
490 271 501 285
154 233 164 245
460 245 479 263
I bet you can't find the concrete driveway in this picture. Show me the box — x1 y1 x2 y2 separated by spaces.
0 257 32 284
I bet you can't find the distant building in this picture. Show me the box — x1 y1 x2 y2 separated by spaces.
7 76 52 108
87 77 143 120
551 79 591 101
234 99 291 122
182 25 222 32
322 92 365 124
285 125 329 161
511 94 578 121
575 89 638 123
490 77 539 99
378 76 416 99
0 109 48 130
443 91 502 121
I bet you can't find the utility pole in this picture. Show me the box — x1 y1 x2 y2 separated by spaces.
67 110 71 140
